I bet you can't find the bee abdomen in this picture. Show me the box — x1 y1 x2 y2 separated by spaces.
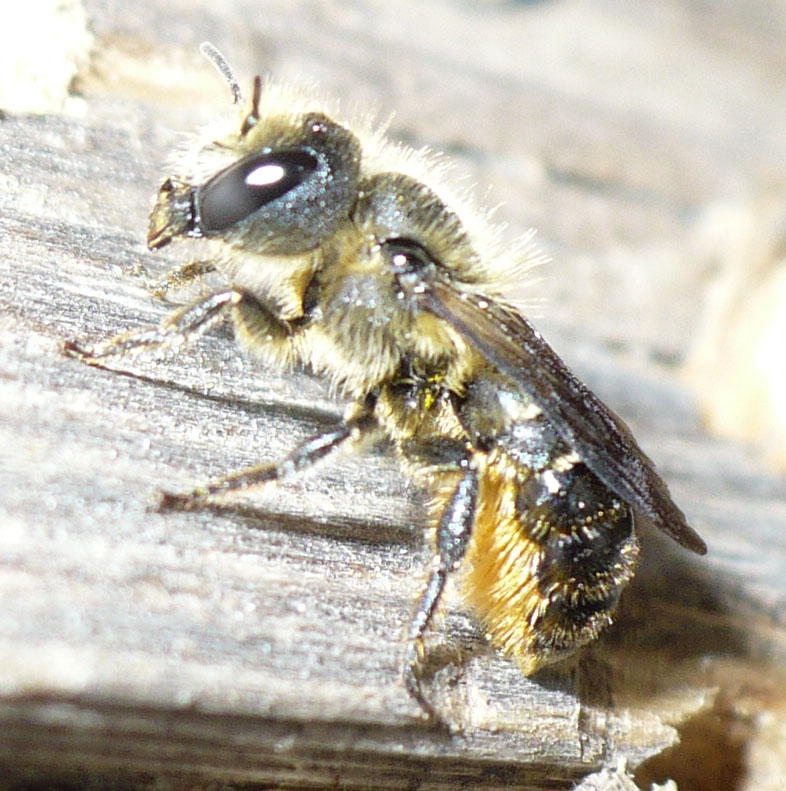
528 474 638 663
461 455 638 675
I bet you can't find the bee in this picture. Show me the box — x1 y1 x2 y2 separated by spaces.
65 43 707 718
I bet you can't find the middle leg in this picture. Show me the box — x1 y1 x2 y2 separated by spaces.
158 400 379 510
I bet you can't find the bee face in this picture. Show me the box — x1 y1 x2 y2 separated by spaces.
66 44 706 720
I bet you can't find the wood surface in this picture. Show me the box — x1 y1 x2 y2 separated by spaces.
2 1 786 789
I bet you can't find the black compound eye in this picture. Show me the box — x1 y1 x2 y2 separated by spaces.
198 148 319 231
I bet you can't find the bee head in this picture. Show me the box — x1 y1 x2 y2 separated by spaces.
148 65 361 255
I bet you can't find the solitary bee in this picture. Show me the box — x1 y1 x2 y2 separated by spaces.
66 44 707 718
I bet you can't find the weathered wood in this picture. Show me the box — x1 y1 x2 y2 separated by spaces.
2 1 786 789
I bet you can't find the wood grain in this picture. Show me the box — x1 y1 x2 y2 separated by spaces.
2 1 786 789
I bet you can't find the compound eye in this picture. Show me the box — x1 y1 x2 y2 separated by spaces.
198 149 318 231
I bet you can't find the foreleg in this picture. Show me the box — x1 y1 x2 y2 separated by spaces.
64 289 243 363
63 289 294 365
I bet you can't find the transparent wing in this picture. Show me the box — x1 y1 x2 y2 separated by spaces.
422 279 707 555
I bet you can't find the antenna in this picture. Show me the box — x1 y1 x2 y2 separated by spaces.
200 41 244 105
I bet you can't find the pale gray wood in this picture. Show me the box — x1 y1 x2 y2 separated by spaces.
2 1 786 789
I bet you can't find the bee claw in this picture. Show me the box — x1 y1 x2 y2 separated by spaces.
62 339 90 359
156 490 202 512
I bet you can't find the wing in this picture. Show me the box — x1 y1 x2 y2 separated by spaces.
421 279 707 555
